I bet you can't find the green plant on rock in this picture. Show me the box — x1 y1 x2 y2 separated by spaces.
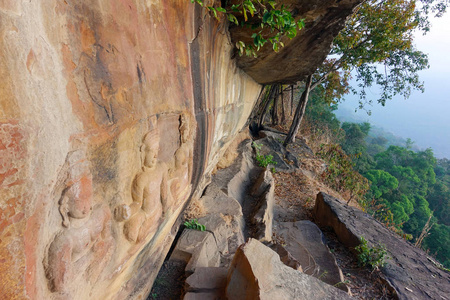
355 236 388 271
190 0 305 57
252 142 277 168
184 219 206 231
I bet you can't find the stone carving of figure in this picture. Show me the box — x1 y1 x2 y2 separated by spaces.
45 150 113 294
114 128 169 243
169 113 194 206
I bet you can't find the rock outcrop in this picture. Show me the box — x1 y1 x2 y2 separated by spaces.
226 238 352 300
0 2 259 299
231 0 364 84
274 221 348 292
0 1 362 299
313 192 450 300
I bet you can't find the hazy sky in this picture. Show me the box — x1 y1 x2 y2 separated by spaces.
337 12 450 158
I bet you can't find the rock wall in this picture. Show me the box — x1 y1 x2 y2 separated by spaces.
0 1 260 299
0 1 361 299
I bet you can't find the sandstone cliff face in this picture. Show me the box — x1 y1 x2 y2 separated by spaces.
0 1 359 299
0 1 259 299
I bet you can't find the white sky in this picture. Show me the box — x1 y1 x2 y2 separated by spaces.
337 12 450 158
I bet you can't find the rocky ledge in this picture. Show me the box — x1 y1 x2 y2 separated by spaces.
313 192 450 300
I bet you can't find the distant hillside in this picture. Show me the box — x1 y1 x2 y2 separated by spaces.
335 107 421 152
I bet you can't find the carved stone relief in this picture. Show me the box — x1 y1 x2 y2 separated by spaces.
44 149 114 294
114 126 170 244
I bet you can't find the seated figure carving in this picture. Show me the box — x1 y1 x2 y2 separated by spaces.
115 128 169 243
45 151 113 294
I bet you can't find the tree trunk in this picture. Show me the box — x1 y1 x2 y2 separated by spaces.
258 85 277 129
271 84 280 125
280 85 286 124
290 85 294 116
250 85 266 120
283 75 313 146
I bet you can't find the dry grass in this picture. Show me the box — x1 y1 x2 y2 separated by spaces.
183 198 206 220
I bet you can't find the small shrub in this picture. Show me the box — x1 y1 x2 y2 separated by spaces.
184 219 206 231
252 142 277 168
317 143 369 204
355 236 388 270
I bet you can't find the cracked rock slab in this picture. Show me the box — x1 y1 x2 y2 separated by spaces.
226 238 352 300
313 192 450 300
276 221 348 293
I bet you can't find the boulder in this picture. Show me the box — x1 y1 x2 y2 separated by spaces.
313 192 450 300
185 267 228 294
170 229 220 274
226 238 353 300
197 214 233 254
255 132 300 173
267 243 303 272
275 221 347 292
201 183 244 218
184 292 226 300
198 183 245 260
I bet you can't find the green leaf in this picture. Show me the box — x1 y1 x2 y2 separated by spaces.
227 14 239 25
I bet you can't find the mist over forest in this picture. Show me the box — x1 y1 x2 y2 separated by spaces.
335 12 450 159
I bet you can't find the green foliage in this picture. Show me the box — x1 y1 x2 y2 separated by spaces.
365 169 399 199
331 0 431 106
305 81 450 268
190 0 304 57
355 237 388 270
304 87 342 135
341 122 376 174
184 219 206 231
309 0 450 108
252 142 277 168
317 143 369 204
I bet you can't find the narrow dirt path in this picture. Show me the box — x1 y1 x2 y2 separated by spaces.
272 158 396 299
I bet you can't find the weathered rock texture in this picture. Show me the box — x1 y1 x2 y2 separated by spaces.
230 0 364 84
0 2 259 299
314 192 450 300
275 221 347 292
0 1 361 299
226 238 352 300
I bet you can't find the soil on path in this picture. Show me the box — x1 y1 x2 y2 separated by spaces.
272 139 396 299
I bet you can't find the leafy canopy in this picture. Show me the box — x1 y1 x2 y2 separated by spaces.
313 0 450 108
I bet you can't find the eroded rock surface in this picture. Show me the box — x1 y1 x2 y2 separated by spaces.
313 192 450 300
231 0 364 84
275 221 348 292
185 267 228 300
0 2 259 299
1 0 363 299
226 238 352 300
